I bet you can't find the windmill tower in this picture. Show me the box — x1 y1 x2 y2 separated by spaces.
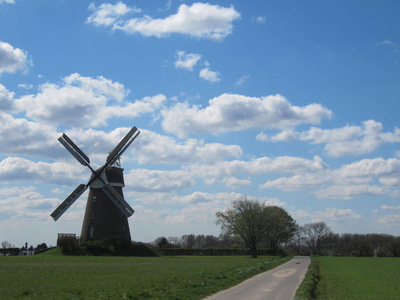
51 126 140 242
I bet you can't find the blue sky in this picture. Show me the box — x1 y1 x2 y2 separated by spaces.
1 0 400 247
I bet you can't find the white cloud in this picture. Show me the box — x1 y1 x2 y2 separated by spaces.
14 73 165 128
189 155 328 185
261 157 400 200
312 207 362 222
256 130 297 142
87 2 140 27
125 169 194 192
162 93 332 138
377 214 400 224
0 187 62 221
261 173 329 191
0 111 60 158
17 83 34 90
0 40 29 75
199 67 221 82
90 2 240 40
0 157 87 185
221 177 251 189
0 186 35 196
159 193 285 224
0 84 14 110
252 16 266 24
135 129 242 164
376 40 396 47
0 0 14 4
175 51 201 71
236 75 250 86
299 120 400 157
381 205 400 210
315 184 392 200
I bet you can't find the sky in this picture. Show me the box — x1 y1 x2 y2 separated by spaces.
1 0 400 248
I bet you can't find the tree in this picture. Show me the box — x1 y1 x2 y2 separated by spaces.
152 237 174 248
262 206 297 255
303 221 333 255
216 196 266 257
288 226 305 255
180 234 196 248
1 241 12 249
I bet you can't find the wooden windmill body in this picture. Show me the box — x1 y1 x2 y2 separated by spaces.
51 127 140 242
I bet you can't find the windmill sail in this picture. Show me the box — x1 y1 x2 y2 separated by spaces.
51 184 87 221
58 133 91 167
102 184 134 218
106 127 140 166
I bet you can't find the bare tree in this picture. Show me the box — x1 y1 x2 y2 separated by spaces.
303 222 333 255
1 241 12 249
180 234 196 248
288 226 305 255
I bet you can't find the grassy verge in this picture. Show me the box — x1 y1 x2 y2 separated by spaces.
294 257 320 300
0 255 290 299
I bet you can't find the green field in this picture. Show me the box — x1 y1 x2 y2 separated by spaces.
0 255 290 299
316 257 400 300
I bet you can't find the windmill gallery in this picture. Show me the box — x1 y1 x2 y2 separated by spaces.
51 126 140 243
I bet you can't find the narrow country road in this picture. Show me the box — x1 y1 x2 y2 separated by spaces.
204 256 311 300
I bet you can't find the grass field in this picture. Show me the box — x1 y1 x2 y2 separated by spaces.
0 254 290 299
316 256 400 300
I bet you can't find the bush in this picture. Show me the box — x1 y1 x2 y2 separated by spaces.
57 236 81 255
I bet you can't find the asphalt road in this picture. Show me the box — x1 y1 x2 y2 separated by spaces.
204 256 311 300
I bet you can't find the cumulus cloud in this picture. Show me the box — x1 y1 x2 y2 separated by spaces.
261 157 400 200
221 177 251 189
87 2 140 27
377 214 400 224
162 93 332 138
175 51 201 71
199 67 221 82
0 40 29 75
0 111 60 158
135 129 242 164
258 120 400 157
0 157 87 185
256 130 297 142
125 169 194 193
0 84 14 110
14 73 166 128
88 2 240 40
314 184 391 200
188 155 328 185
312 207 362 222
299 120 400 157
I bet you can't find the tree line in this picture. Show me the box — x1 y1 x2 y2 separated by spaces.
154 196 400 258
288 222 400 257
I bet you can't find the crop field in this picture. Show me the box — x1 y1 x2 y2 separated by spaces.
316 256 400 300
0 254 290 299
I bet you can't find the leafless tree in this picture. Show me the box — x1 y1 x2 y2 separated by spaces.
302 222 333 255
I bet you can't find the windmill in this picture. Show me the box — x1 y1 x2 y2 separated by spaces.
51 126 140 242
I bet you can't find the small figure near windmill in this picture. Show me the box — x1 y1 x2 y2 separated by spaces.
51 126 140 243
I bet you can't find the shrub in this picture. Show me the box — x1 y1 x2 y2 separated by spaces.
57 236 81 255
